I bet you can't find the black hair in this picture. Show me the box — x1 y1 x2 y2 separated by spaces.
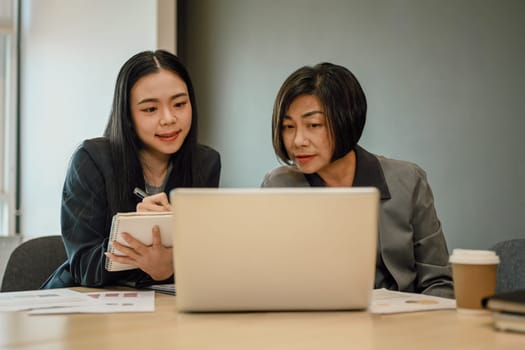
103 50 198 211
271 62 367 164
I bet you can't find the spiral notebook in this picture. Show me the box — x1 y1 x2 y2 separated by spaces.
105 212 173 272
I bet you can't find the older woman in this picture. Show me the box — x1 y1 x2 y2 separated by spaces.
262 63 453 298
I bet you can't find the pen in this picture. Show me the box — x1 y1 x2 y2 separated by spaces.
133 187 148 200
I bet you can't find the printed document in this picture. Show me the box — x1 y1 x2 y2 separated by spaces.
369 288 456 314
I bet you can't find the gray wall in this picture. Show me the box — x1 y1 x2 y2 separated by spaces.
180 0 525 251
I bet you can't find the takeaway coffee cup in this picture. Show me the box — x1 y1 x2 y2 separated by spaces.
449 249 500 314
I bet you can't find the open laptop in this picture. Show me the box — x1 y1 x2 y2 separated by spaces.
170 187 379 312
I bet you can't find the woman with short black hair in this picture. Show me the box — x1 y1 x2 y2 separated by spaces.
262 62 453 298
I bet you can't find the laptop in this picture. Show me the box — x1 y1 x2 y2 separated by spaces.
170 187 379 312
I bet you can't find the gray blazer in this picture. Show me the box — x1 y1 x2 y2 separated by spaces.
261 146 454 298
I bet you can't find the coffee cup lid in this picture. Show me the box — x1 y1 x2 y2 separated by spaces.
449 249 500 265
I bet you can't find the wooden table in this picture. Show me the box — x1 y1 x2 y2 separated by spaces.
1 289 523 349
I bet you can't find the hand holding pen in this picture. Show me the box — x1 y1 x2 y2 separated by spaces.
134 187 172 212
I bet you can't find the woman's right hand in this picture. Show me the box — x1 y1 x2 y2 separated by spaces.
136 192 172 212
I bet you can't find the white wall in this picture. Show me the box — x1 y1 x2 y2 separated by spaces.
181 0 525 251
19 0 167 237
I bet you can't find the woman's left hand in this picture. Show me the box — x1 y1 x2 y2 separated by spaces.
105 225 173 281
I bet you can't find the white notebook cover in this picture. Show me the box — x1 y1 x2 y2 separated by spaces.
105 212 173 272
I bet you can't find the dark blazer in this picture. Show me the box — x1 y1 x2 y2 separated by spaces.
43 137 221 289
261 146 454 298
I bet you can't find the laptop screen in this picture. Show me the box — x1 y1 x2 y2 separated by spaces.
171 187 379 312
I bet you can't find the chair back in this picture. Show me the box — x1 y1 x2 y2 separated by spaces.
1 235 67 292
492 238 525 293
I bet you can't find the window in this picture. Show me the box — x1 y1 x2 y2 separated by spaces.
0 0 18 236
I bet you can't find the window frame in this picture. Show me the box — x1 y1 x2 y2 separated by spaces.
0 0 19 236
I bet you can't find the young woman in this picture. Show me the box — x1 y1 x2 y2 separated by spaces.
43 50 221 288
262 63 453 298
